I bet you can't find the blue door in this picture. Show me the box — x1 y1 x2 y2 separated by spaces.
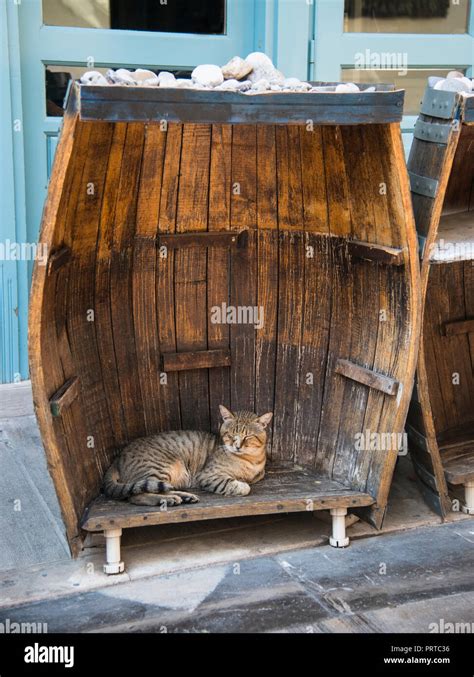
20 0 257 240
311 0 474 153
3 0 316 383
9 0 261 382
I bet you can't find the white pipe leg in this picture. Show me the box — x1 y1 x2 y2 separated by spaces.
329 508 349 548
461 481 474 515
103 528 125 574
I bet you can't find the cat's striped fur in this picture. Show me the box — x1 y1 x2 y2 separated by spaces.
103 406 273 506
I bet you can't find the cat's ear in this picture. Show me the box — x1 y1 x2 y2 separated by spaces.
219 405 235 422
257 412 273 429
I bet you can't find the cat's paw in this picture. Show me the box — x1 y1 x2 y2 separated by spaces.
173 491 200 503
225 480 251 496
160 494 183 507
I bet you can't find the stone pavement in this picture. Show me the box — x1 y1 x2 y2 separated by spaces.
1 381 473 633
1 521 473 633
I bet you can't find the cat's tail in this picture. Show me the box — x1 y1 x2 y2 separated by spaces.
103 460 171 500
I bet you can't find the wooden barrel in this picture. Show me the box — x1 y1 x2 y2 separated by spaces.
407 84 474 516
29 82 420 555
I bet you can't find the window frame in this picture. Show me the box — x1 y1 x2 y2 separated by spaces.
311 0 474 136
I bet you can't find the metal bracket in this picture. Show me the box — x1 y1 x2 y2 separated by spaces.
409 171 439 199
414 118 451 144
420 87 459 120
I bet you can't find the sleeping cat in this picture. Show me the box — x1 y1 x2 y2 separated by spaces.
103 405 273 506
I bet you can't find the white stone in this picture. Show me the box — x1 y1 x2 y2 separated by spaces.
236 80 252 92
80 71 108 86
245 51 274 70
111 68 137 85
158 71 177 87
175 78 194 88
447 70 465 80
191 64 224 88
131 69 159 86
244 51 285 84
269 71 285 85
282 77 311 91
215 79 241 91
310 85 335 93
251 78 270 92
434 78 471 93
215 78 253 92
335 83 354 93
343 82 360 92
221 56 253 81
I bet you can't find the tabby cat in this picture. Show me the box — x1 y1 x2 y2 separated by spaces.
103 406 273 506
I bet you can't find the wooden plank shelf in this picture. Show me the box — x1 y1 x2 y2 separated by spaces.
81 466 374 531
429 212 474 263
438 424 474 485
443 451 474 485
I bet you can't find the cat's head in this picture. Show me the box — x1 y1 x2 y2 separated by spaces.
218 405 273 455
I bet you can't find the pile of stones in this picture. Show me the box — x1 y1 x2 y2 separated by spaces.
80 54 474 98
80 52 372 94
428 71 474 97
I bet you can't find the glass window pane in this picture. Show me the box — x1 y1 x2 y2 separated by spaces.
43 0 226 34
344 0 470 34
45 65 193 117
341 67 467 115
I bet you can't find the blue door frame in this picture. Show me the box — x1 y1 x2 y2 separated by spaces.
1 2 28 384
1 0 313 383
4 0 474 384
312 0 474 147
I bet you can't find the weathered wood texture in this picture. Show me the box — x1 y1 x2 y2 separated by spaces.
439 422 474 484
49 377 81 417
162 349 231 372
407 85 474 514
29 90 420 554
76 82 404 126
82 467 375 531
